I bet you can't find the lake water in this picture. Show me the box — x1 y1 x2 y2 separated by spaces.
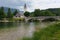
0 22 55 40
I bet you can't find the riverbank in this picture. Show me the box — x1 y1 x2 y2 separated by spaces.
33 23 60 40
0 21 57 40
0 21 59 40
0 18 25 22
22 22 60 40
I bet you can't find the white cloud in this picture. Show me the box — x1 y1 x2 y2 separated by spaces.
17 6 24 11
27 0 60 11
0 0 60 12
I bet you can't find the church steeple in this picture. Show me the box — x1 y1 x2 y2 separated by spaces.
24 3 27 12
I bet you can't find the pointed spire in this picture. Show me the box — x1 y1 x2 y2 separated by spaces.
24 3 27 12
24 4 27 9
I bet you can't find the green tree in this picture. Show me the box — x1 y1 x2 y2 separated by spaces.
40 10 56 16
0 7 6 20
7 8 13 18
33 9 41 17
24 11 30 17
13 9 18 16
30 12 34 17
44 10 56 16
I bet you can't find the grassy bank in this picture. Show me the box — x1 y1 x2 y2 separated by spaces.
22 22 60 40
0 18 25 22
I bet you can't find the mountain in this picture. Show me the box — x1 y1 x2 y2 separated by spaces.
47 8 60 16
3 7 24 15
41 8 60 16
0 7 19 13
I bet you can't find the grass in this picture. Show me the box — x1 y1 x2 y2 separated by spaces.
22 37 32 40
33 22 60 40
22 22 60 40
14 18 25 21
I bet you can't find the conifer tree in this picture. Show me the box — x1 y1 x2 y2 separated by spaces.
7 8 13 18
0 7 6 20
13 9 18 16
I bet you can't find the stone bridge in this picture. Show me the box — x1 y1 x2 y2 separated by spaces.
25 16 60 22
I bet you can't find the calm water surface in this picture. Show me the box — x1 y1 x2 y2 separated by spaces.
0 22 54 40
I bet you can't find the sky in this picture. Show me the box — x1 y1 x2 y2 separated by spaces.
0 0 60 12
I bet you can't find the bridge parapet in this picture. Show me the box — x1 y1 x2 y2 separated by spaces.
25 16 60 21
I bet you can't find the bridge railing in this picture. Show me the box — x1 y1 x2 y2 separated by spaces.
25 16 60 19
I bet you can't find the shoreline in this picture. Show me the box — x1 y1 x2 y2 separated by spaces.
0 20 15 22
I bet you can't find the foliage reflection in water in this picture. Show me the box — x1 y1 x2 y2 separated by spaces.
0 22 54 40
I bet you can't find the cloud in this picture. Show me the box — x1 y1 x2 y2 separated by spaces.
28 0 60 11
0 0 60 12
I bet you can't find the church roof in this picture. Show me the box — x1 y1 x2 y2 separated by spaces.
15 13 21 17
14 11 24 17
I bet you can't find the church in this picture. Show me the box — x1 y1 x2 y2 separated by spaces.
13 4 27 18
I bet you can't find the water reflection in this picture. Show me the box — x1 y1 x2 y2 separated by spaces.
0 22 51 40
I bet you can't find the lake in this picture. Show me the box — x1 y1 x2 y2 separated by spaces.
0 22 55 40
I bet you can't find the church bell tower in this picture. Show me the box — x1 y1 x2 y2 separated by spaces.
24 4 27 12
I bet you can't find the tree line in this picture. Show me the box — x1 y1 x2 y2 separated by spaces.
0 7 60 20
24 9 57 17
0 7 18 20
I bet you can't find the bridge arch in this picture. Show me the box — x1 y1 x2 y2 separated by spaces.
42 18 58 22
25 16 60 22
